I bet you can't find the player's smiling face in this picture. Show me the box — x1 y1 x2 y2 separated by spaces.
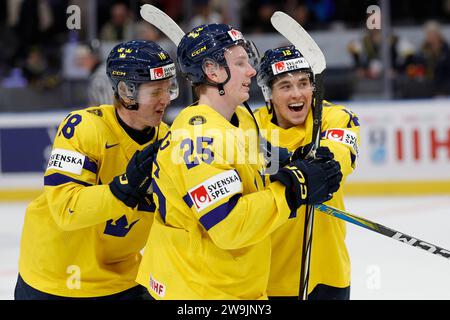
271 71 314 129
136 79 172 127
223 45 256 104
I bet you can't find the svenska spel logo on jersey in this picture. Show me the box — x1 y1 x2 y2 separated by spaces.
190 185 212 209
326 129 345 141
271 57 310 75
149 63 176 80
47 148 85 175
188 170 242 212
324 128 359 157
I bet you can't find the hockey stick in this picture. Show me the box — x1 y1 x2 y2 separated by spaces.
271 11 326 300
315 203 450 260
140 4 184 46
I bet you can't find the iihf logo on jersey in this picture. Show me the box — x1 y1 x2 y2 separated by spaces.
190 185 212 209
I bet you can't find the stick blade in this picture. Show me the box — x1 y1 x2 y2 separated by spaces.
270 11 326 74
140 4 185 46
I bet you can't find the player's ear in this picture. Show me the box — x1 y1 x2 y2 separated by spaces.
202 58 223 83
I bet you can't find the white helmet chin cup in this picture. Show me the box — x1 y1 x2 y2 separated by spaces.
261 85 272 103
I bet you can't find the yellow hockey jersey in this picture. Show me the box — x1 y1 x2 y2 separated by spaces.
254 100 360 296
136 104 293 300
18 104 168 297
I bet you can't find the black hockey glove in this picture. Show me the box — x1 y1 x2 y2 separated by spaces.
261 138 292 175
291 143 334 162
109 140 162 208
270 157 342 213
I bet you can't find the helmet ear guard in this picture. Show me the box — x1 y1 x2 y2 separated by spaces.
117 81 138 110
201 58 220 80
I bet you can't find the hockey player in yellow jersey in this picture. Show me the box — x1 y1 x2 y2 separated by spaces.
15 40 178 299
136 24 343 300
255 45 360 299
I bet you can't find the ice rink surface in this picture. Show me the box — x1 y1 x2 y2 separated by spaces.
1 196 450 300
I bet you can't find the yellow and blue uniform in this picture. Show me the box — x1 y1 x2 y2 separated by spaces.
254 100 360 297
136 105 292 300
18 104 168 297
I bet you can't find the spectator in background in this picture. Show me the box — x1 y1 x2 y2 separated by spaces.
75 41 113 106
347 29 415 80
17 45 60 90
417 21 450 96
22 47 48 86
305 0 335 29
188 0 224 31
282 1 315 31
134 21 161 41
100 2 134 41
241 0 279 33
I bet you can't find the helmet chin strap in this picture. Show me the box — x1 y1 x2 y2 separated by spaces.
269 101 279 125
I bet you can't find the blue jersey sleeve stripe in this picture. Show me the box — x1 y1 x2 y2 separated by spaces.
152 182 167 222
83 157 98 174
199 193 241 231
183 193 193 208
44 173 92 187
350 153 357 165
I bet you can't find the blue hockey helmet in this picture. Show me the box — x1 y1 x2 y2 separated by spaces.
257 45 313 103
177 23 259 94
106 40 178 109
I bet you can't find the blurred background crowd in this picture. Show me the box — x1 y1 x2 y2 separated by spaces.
0 0 449 112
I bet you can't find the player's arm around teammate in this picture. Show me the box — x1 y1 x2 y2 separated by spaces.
15 41 178 300
136 24 343 300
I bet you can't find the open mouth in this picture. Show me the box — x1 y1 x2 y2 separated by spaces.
242 82 250 90
288 103 304 112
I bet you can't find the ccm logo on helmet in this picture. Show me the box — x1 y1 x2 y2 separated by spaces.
112 71 126 76
271 57 310 75
191 45 207 57
150 63 176 80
